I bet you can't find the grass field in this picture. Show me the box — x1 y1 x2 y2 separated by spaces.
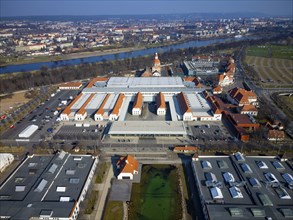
245 44 293 87
246 45 293 59
274 95 293 121
0 91 31 114
245 56 293 86
84 190 99 214
103 201 123 220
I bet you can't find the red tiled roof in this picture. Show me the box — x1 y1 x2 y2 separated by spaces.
228 87 257 105
111 93 125 115
95 94 110 115
226 62 236 74
59 82 82 88
156 92 166 109
87 77 109 88
117 155 139 174
76 94 95 115
268 130 285 139
174 146 198 152
183 77 203 87
240 104 258 112
213 85 222 92
229 113 259 128
62 93 83 115
133 92 143 110
177 92 191 114
207 95 222 114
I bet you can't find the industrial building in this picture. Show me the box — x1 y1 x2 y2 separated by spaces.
0 151 98 220
183 57 219 76
60 77 222 123
191 152 293 220
59 77 225 138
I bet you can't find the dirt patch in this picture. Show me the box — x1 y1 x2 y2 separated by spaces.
0 91 31 114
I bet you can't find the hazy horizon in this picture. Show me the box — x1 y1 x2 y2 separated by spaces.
1 1 292 18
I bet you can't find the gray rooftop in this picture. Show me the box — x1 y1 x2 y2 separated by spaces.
191 154 293 220
108 121 187 136
106 77 185 88
82 86 204 94
0 152 97 219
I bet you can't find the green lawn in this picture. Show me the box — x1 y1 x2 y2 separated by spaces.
84 190 99 214
103 201 123 220
95 162 109 183
246 45 293 59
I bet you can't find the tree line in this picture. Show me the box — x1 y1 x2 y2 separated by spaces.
0 33 290 94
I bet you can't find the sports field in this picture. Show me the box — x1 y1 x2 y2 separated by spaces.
245 45 293 86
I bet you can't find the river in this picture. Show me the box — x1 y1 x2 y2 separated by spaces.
0 36 259 74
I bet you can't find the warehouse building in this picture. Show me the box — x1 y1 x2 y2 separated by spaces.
60 77 225 137
191 152 293 220
0 151 98 220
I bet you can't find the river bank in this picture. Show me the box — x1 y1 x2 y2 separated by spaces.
0 35 261 74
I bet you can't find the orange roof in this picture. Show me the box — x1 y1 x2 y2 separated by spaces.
218 73 225 82
87 77 109 88
207 95 222 114
226 62 236 74
117 155 139 174
240 104 258 112
111 93 125 115
268 130 285 139
95 94 110 115
76 94 95 115
183 77 202 87
59 81 82 88
62 93 83 115
133 92 143 110
228 87 257 105
213 85 222 92
218 73 233 82
156 92 166 109
141 71 153 77
177 92 191 113
153 53 160 65
174 146 198 152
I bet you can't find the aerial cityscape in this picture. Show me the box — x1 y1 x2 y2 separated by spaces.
0 0 292 220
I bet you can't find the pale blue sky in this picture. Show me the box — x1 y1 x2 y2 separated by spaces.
1 0 292 17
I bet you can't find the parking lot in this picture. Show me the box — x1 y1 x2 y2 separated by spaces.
1 89 79 142
54 125 104 140
190 124 232 142
125 102 172 121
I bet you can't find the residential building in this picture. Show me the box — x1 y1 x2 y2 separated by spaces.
238 104 258 116
59 82 82 90
218 73 234 87
267 130 285 141
212 85 223 94
116 155 139 180
227 87 258 106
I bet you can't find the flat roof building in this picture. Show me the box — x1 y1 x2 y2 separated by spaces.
183 59 219 76
191 152 293 220
0 151 98 220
